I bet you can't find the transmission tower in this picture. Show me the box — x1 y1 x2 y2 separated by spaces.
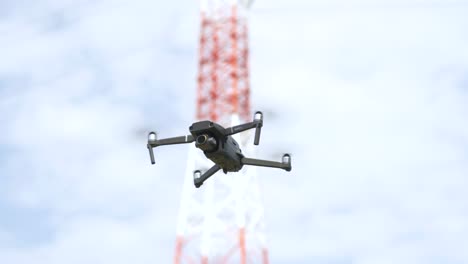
174 0 269 263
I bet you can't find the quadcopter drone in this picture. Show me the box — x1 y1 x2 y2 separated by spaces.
147 111 292 188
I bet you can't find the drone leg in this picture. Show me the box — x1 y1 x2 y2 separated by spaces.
241 154 292 172
147 144 155 164
193 164 221 188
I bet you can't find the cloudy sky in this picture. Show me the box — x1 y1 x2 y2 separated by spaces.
1 0 468 263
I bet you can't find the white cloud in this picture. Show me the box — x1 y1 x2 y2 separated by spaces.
249 4 468 263
1 0 468 263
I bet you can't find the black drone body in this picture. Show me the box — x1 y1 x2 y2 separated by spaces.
147 111 292 188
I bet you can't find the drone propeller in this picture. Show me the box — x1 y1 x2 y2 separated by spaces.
253 111 263 145
193 165 221 188
282 153 292 171
147 132 157 164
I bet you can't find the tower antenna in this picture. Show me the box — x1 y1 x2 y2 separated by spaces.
174 0 270 263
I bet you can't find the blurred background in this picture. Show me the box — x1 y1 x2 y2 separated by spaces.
1 0 468 263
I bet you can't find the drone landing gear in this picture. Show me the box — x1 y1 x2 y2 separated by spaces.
242 154 292 172
193 164 221 188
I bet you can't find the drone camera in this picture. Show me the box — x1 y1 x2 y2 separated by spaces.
195 134 218 152
196 134 208 144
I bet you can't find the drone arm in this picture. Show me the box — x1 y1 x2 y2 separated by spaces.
149 135 195 147
241 154 292 171
225 122 257 135
193 164 221 188
224 111 263 145
147 132 195 164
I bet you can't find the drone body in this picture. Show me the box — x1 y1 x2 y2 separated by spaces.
147 111 292 188
190 120 244 172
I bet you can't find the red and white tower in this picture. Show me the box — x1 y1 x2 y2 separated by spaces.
174 0 269 263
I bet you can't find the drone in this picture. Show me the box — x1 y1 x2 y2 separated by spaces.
147 111 292 188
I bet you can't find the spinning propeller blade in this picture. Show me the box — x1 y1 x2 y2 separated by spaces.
254 111 263 145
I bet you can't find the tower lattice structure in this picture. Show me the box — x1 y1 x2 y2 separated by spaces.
174 0 269 263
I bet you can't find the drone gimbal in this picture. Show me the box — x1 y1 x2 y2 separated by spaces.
147 111 292 188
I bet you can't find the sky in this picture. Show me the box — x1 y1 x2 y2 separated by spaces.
1 0 468 263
